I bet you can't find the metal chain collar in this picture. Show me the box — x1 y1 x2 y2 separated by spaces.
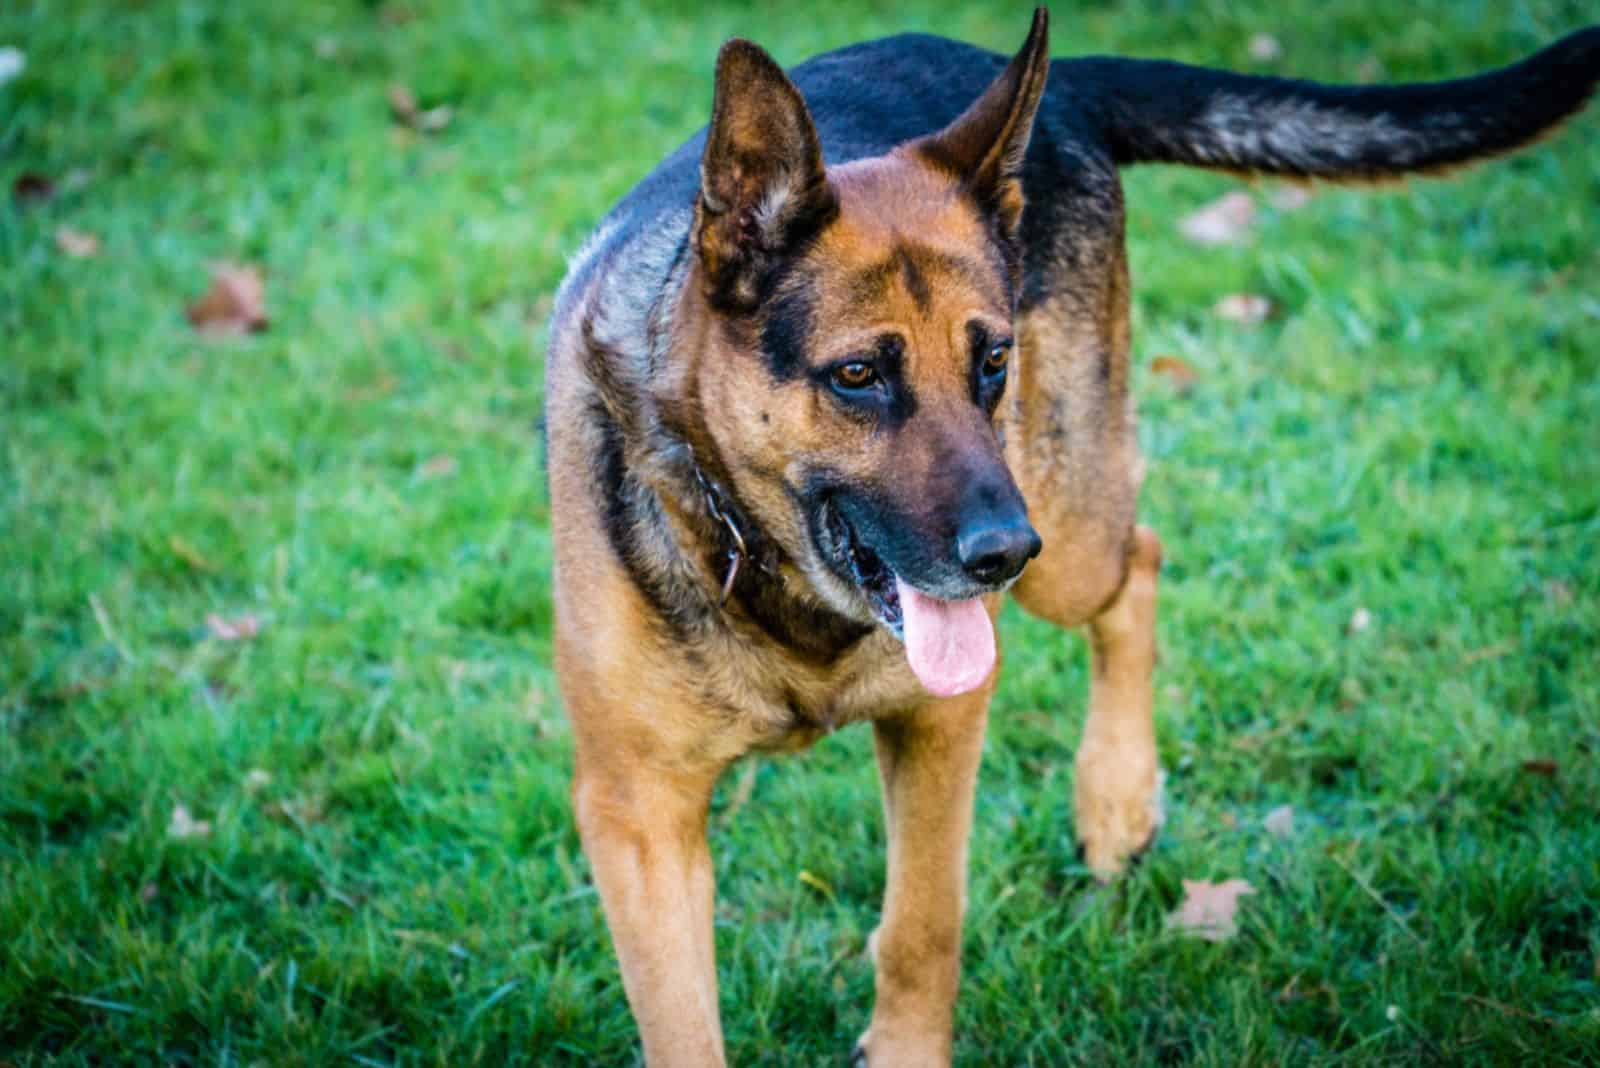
689 457 750 605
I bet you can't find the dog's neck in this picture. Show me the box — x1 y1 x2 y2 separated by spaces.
625 257 873 662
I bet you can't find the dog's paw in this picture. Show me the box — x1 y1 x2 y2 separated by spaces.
851 1030 950 1068
1074 744 1165 879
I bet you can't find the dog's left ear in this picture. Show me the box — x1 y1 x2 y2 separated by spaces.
916 8 1050 251
696 39 836 311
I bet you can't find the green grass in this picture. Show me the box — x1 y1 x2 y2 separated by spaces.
3 0 1597 1063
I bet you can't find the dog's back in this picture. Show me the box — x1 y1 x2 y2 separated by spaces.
555 26 1600 345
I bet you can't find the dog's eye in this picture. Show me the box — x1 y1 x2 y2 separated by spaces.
831 362 878 391
982 340 1013 376
984 341 1013 374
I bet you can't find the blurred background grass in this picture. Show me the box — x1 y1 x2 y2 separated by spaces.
2 0 1597 1064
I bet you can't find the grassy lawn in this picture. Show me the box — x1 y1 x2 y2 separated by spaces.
3 0 1597 1063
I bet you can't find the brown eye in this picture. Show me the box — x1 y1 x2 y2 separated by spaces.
831 361 878 390
983 340 1012 375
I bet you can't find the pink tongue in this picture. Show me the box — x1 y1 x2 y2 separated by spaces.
895 577 996 698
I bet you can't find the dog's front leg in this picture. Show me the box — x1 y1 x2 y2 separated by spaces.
854 689 990 1067
573 748 725 1067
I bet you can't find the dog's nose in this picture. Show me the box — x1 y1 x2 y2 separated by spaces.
956 515 1041 585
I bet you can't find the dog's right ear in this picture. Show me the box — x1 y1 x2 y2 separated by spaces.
696 39 836 311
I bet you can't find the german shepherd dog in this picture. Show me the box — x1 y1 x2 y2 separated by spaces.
545 10 1597 1064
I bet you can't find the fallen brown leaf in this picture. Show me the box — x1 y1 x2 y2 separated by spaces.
1149 354 1200 390
1277 974 1340 1009
1263 804 1295 838
1463 639 1516 664
1520 759 1558 778
1180 191 1256 246
1213 293 1274 325
12 172 55 205
378 3 416 26
417 454 458 479
1168 878 1256 942
387 82 452 132
276 795 326 826
54 226 101 258
387 82 419 121
168 803 212 840
205 612 260 641
187 264 268 335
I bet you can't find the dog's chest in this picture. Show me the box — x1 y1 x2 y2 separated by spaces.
718 629 931 750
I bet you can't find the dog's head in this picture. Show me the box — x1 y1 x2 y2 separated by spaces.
687 12 1050 694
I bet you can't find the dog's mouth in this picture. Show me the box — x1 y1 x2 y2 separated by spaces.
815 499 997 698
823 500 903 637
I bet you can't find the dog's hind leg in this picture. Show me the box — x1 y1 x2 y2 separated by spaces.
1075 526 1163 877
855 688 990 1068
1006 276 1164 878
1011 520 1164 879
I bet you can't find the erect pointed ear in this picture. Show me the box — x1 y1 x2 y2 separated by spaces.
696 39 836 311
916 8 1050 247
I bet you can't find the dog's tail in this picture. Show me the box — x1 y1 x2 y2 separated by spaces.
1066 27 1599 181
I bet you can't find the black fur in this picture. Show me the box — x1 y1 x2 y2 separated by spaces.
1076 27 1600 178
593 402 709 638
759 272 815 382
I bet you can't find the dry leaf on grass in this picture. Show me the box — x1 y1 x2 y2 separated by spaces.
1521 759 1558 778
168 803 212 840
1180 191 1256 246
1149 354 1200 390
0 46 24 88
1463 639 1516 664
1213 293 1274 325
1248 33 1283 62
378 3 416 26
55 226 101 258
417 454 458 479
387 83 452 132
1543 579 1573 607
1168 878 1255 942
188 264 269 335
1263 805 1295 838
205 613 260 641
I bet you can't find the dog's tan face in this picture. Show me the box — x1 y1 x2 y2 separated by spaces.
691 30 1053 636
